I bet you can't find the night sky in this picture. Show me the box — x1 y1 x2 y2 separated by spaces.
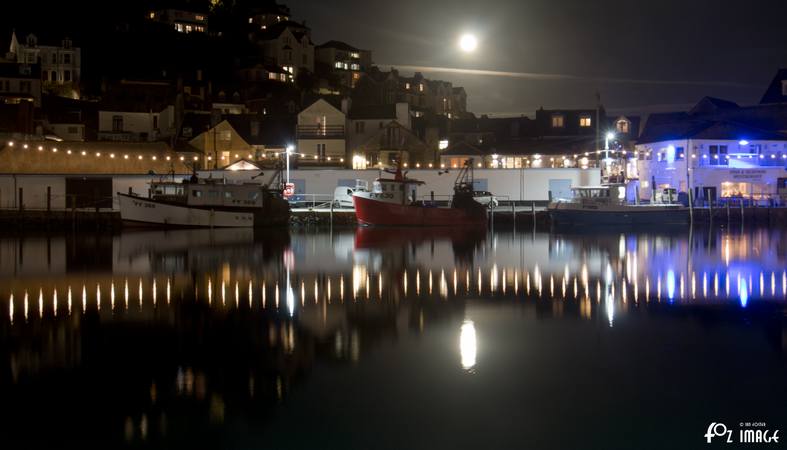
5 0 787 116
290 0 787 116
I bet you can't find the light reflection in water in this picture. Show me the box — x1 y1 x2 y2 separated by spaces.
459 320 477 372
739 277 749 308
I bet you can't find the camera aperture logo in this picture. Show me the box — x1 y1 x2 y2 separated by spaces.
705 422 780 445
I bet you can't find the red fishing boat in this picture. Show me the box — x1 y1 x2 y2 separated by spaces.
352 160 488 227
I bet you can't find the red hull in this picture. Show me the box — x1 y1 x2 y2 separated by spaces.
353 195 487 227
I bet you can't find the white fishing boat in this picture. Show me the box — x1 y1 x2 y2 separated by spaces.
548 184 690 226
118 175 289 228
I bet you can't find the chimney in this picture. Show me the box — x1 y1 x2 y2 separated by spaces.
341 97 351 116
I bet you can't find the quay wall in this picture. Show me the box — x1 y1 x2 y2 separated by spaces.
0 168 600 210
204 168 601 202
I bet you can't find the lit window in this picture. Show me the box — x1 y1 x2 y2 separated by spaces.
335 61 343 69
782 80 787 96
350 63 359 71
149 12 155 19
616 119 630 134
579 116 592 127
551 115 565 128
350 52 360 59
248 17 253 23
405 82 410 90
419 83 424 92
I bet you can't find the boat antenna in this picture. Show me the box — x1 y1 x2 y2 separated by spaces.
454 158 474 193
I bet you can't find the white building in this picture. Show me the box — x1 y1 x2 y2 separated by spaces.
347 102 411 151
636 121 787 204
98 106 176 143
7 32 80 98
296 99 345 164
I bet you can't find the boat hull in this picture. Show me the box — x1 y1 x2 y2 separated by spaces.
118 194 288 228
353 195 487 227
548 204 690 227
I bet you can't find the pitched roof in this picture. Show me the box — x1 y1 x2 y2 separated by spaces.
254 21 310 41
317 40 361 52
441 141 485 156
637 118 787 144
225 115 295 146
760 68 787 104
688 96 740 115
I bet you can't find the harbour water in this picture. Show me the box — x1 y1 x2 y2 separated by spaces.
1 226 786 449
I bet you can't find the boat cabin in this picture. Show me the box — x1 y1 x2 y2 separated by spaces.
567 184 627 205
370 176 425 205
149 179 267 208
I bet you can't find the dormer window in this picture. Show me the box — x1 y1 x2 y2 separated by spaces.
616 119 630 134
551 114 565 128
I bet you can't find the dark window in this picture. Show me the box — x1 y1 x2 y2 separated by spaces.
64 70 71 82
63 53 71 64
153 115 158 130
192 190 202 197
112 115 123 132
709 145 728 166
675 146 684 160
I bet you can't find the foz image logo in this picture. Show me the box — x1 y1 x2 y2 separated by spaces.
705 422 733 443
705 422 780 445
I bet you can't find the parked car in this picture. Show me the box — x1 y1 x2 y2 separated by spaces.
333 180 369 208
473 191 498 208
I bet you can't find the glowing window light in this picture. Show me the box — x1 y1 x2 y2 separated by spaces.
179 156 184 161
166 156 171 161
67 150 72 154
152 156 157 160
110 153 115 158
81 151 86 156
124 154 129 159
95 152 100 157
7 141 13 147
138 155 143 160
38 145 43 151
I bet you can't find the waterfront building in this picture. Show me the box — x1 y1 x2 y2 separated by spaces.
0 141 192 210
188 115 294 166
439 109 639 169
6 31 80 99
635 115 787 204
296 98 345 164
347 102 411 154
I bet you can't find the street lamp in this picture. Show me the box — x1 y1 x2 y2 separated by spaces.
285 145 294 185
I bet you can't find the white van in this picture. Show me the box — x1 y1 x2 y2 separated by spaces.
333 180 368 208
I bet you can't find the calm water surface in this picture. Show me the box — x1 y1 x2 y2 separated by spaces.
1 226 786 449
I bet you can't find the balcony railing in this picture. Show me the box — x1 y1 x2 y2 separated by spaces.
296 125 345 139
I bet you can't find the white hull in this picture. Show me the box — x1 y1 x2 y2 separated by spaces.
118 194 255 228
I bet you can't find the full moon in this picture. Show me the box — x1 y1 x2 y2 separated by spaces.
459 34 478 52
